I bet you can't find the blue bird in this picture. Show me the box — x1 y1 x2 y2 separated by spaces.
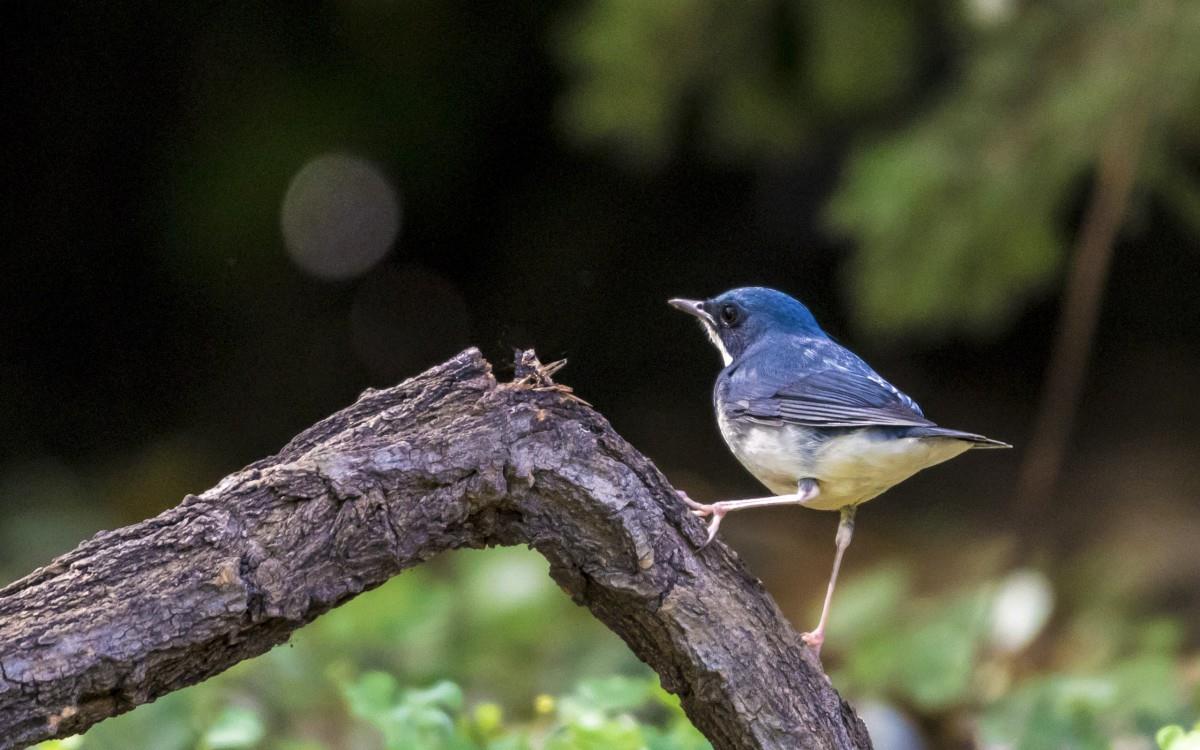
669 287 1009 652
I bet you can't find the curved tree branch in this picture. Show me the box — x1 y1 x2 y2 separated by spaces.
0 349 871 750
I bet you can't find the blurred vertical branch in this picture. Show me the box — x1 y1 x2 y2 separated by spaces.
1012 114 1148 517
1013 0 1176 530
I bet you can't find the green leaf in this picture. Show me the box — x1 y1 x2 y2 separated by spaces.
546 712 645 750
200 705 265 750
342 670 399 720
402 680 464 713
1158 723 1200 750
33 740 84 750
570 676 654 713
1158 725 1187 750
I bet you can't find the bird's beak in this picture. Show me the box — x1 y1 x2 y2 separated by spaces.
668 298 715 325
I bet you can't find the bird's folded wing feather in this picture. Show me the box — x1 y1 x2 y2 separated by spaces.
726 356 935 429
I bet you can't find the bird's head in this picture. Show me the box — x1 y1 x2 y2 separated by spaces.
668 287 824 366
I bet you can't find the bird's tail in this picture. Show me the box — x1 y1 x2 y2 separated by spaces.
905 426 1012 449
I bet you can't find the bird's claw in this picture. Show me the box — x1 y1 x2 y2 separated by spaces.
801 630 824 654
677 491 726 547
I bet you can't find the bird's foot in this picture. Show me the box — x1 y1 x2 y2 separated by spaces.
677 491 727 547
800 629 824 654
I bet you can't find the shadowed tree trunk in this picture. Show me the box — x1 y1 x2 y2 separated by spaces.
0 349 871 750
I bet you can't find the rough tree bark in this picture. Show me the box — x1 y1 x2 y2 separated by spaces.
0 349 871 750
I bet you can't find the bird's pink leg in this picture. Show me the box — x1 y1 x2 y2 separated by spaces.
680 479 819 547
802 505 857 654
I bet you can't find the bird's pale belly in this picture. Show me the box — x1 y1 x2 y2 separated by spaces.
718 415 972 511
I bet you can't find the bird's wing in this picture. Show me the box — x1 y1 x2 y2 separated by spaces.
725 342 934 429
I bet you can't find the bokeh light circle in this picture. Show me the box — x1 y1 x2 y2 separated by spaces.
280 153 401 280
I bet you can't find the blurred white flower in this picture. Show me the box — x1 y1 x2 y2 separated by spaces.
989 568 1054 653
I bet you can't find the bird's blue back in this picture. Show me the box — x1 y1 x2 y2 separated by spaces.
708 289 927 429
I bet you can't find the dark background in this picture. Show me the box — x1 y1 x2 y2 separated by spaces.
4 2 1199 748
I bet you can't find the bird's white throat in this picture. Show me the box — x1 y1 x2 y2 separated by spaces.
700 320 733 366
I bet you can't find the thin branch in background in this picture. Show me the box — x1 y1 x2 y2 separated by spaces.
1013 113 1150 523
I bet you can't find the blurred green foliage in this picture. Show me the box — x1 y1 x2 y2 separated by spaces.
558 0 1200 336
830 0 1200 337
31 548 704 750
556 0 923 163
829 563 1198 748
1159 722 1200 750
33 547 1198 749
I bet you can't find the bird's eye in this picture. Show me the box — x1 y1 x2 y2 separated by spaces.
720 304 740 326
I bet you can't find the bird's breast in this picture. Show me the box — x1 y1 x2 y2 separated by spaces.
716 411 972 510
716 410 823 496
